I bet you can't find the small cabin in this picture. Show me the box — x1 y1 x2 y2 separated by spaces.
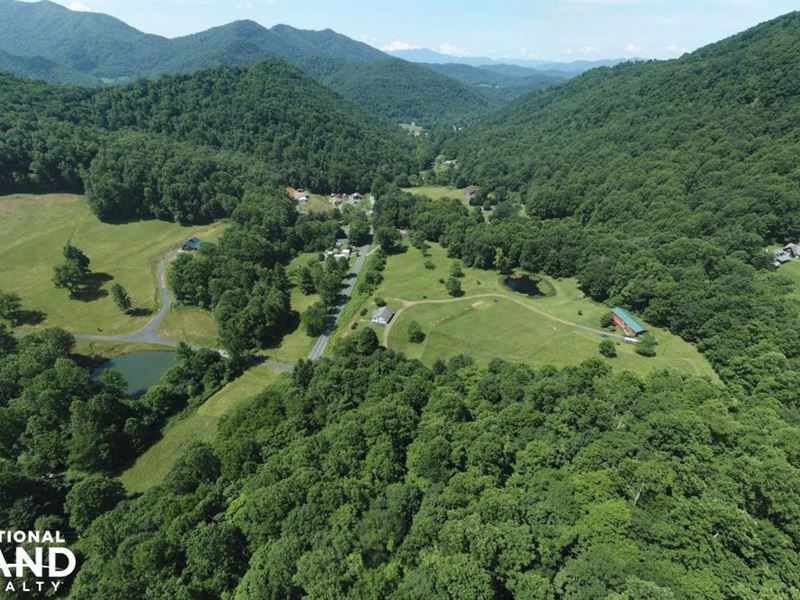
371 307 395 326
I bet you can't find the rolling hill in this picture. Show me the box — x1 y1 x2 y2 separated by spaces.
0 59 415 219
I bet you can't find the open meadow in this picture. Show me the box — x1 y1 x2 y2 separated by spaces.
353 242 717 380
0 194 222 335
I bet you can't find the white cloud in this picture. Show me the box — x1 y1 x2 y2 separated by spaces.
62 2 90 11
437 42 473 57
235 1 255 10
381 40 421 52
624 43 643 54
664 44 688 57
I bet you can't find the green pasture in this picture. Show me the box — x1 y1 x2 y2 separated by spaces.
370 242 717 380
0 194 222 335
119 367 281 493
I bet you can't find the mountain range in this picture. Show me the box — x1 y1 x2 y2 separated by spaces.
385 47 639 74
0 0 574 125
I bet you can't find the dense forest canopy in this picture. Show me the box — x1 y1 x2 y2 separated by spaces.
0 60 416 220
66 342 800 598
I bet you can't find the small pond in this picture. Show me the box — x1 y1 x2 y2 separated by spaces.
504 274 544 297
93 351 177 398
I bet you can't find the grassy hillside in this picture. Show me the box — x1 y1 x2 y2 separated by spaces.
119 366 281 493
0 194 217 334
362 243 715 379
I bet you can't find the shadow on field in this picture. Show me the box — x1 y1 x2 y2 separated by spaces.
10 309 46 326
72 272 113 302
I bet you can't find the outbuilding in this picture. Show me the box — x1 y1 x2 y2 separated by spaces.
371 306 395 326
181 237 206 252
611 307 647 337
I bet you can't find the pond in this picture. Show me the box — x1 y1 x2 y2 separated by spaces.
93 351 177 398
504 274 544 297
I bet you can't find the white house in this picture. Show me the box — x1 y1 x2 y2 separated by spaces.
371 306 395 325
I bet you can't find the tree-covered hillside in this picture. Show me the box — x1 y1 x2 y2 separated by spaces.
433 12 800 387
304 58 498 126
0 61 415 220
87 61 415 191
454 11 800 240
66 340 800 598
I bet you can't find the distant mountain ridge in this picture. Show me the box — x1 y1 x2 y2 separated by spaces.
0 0 512 125
387 47 641 75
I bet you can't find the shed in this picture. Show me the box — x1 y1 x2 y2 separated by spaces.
371 306 395 326
611 307 647 337
181 237 206 252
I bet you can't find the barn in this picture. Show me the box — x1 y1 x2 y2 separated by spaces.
611 307 647 337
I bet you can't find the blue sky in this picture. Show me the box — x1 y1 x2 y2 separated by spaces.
47 0 800 61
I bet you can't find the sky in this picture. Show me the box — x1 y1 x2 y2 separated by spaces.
41 0 800 61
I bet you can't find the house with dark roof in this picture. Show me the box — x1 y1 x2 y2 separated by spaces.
611 307 647 337
371 306 395 326
181 237 206 252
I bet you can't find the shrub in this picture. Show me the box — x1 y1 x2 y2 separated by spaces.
408 321 425 343
599 339 616 358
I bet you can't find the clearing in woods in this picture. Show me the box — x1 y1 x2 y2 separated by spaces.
0 194 223 335
353 242 717 380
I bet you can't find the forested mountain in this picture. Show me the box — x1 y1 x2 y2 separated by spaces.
428 11 800 393
388 47 634 73
0 0 495 125
0 49 101 86
302 58 499 125
87 60 415 190
420 62 566 102
0 0 167 79
0 60 415 220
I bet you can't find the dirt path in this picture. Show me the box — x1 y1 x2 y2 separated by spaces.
382 292 624 347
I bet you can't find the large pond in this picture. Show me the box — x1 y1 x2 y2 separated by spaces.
504 274 544 297
93 351 177 398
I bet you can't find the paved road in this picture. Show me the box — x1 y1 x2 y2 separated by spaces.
308 242 371 360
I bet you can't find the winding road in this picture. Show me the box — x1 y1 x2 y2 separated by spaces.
73 249 179 347
18 238 375 371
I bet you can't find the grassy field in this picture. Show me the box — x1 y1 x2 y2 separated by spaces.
358 243 717 380
0 194 222 335
261 252 320 363
158 306 219 348
404 185 468 204
776 259 800 296
298 193 333 215
120 367 281 493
